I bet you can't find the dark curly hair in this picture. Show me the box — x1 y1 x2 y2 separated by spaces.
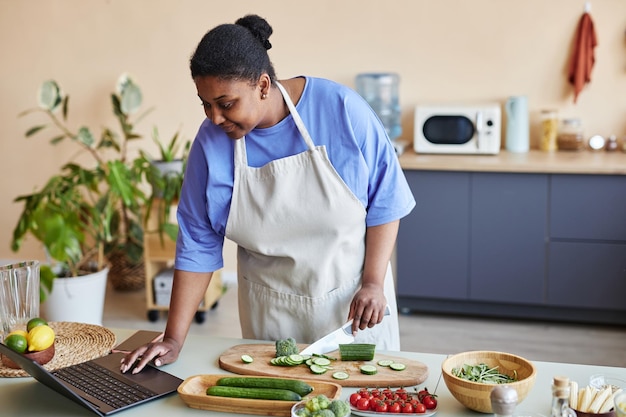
190 14 277 83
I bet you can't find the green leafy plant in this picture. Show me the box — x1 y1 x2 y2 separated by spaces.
138 126 190 243
11 75 151 296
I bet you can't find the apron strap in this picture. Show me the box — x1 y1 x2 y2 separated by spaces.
275 81 316 151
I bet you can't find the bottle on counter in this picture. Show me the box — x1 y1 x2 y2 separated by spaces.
557 118 585 151
490 385 518 417
606 135 618 152
540 110 558 152
550 376 577 417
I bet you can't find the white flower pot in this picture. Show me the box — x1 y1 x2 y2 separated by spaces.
41 267 108 325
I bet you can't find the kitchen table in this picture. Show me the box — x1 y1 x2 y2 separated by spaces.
1 328 624 416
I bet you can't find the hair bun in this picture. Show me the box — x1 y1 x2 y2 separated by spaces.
235 14 273 50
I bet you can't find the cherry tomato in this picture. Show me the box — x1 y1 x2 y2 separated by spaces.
401 403 414 413
356 397 370 411
370 388 381 398
417 388 430 401
349 392 362 407
409 398 420 408
388 402 402 413
382 387 393 397
423 395 437 410
414 403 427 413
374 400 388 413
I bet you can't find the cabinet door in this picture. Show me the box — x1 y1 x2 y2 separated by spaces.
548 241 626 311
469 173 548 304
551 175 626 241
397 171 470 300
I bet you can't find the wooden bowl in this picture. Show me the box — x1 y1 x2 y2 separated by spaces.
1 343 55 369
441 350 537 413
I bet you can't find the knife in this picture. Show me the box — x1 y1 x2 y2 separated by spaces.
300 305 391 356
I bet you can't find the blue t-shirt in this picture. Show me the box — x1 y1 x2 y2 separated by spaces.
175 76 415 273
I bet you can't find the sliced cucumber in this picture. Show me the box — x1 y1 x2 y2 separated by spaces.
377 359 394 367
332 371 350 380
359 364 378 375
312 357 331 367
389 362 406 371
241 354 254 364
310 364 328 375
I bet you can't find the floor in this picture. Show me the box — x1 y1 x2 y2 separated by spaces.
102 281 626 368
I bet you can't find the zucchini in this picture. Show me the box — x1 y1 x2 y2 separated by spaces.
338 343 376 361
206 386 301 401
216 377 313 397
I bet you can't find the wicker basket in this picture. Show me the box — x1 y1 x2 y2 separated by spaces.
107 251 145 291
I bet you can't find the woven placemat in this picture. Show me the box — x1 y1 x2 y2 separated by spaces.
0 322 116 378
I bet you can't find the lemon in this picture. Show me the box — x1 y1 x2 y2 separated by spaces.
4 333 28 354
27 317 48 332
27 324 55 352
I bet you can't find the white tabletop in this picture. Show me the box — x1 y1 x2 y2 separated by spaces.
1 328 624 416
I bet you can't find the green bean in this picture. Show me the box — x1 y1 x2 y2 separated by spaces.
451 363 518 384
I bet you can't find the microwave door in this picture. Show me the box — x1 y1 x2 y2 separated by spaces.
475 111 483 150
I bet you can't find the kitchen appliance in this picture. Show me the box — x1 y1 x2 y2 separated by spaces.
505 95 529 153
355 73 402 141
414 103 501 154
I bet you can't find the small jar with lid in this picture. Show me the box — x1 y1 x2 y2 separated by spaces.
557 118 585 151
540 110 558 152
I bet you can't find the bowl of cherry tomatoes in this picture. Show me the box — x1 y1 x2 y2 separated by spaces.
349 386 438 416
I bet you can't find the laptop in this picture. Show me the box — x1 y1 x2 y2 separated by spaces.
0 330 183 416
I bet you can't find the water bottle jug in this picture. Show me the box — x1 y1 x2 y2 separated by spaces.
505 95 529 153
355 73 402 141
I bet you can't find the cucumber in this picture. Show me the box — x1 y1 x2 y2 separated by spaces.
332 371 350 380
377 359 394 367
206 385 301 401
216 377 313 397
241 354 254 364
389 362 406 371
359 364 378 375
339 343 376 361
310 364 328 375
312 357 331 367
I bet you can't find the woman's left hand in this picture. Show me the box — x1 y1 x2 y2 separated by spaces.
348 283 388 334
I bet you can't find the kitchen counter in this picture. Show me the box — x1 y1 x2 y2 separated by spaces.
398 148 626 174
2 327 625 416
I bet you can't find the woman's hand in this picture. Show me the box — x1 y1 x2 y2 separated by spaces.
120 336 181 374
349 283 388 334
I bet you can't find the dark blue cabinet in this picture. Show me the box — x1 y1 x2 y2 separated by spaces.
397 170 626 325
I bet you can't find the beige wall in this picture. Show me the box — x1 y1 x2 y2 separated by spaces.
2 0 626 271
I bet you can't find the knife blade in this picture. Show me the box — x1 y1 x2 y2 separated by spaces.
300 305 391 355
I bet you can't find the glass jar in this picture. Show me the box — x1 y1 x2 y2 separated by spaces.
557 118 584 151
540 110 558 152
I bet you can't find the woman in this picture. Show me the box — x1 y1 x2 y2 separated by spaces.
122 14 415 374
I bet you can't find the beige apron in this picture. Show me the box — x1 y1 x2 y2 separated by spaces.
225 82 400 350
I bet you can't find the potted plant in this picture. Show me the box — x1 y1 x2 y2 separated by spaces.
11 74 152 322
139 127 190 244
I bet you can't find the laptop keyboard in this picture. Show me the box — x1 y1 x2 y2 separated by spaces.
53 361 157 409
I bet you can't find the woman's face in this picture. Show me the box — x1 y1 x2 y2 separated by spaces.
194 75 270 139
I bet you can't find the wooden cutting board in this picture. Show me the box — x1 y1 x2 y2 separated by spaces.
219 344 428 388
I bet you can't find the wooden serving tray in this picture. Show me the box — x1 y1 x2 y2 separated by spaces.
177 374 341 416
219 344 428 388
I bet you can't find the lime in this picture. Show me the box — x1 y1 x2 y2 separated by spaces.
8 330 29 339
4 333 28 354
27 324 55 352
27 317 48 332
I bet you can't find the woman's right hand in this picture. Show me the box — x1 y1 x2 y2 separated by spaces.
120 336 181 374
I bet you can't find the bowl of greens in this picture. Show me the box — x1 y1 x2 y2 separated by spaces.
441 350 537 413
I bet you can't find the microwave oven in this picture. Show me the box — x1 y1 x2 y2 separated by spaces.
413 104 501 155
